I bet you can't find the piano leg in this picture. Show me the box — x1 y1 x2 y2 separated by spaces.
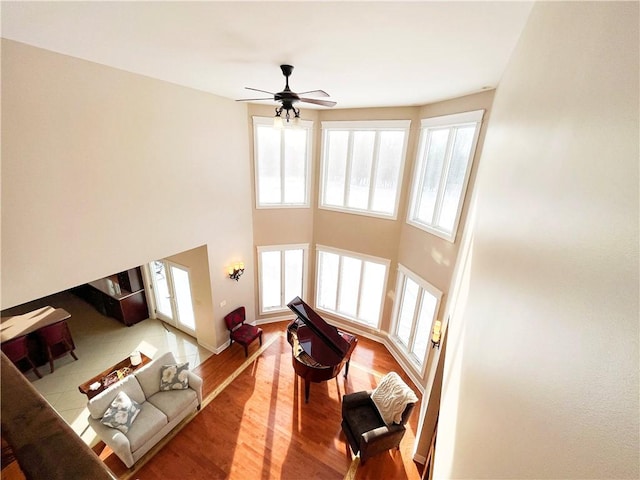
304 379 311 403
344 359 351 378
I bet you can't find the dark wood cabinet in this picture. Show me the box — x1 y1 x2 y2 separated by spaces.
116 268 143 293
73 267 149 326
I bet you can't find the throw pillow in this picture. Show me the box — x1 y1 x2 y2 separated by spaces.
159 362 190 391
370 372 418 426
101 390 141 434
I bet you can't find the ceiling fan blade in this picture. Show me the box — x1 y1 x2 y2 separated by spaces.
245 87 275 95
236 97 274 102
299 98 337 108
297 89 330 97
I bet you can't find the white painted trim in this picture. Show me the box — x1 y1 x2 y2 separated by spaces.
252 116 313 209
255 314 293 325
315 245 390 330
256 243 309 315
318 120 411 220
408 109 485 243
198 339 224 355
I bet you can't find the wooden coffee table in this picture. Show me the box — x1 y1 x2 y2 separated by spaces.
78 353 151 399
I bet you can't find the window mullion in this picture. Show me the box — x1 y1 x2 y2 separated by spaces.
335 255 343 313
394 274 407 337
432 128 457 225
355 260 366 318
280 249 286 308
280 130 286 204
407 288 424 353
343 132 354 206
367 132 381 210
414 130 432 219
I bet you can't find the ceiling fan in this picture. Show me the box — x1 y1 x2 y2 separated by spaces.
236 64 336 126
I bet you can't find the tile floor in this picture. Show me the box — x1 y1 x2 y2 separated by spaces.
7 290 212 447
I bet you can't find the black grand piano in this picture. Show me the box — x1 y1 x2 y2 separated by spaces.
286 296 358 403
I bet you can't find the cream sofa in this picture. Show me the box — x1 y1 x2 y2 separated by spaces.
87 351 203 468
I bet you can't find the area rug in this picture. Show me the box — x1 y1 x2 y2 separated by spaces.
116 333 357 479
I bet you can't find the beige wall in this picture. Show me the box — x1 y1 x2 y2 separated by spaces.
1 40 256 350
435 2 639 478
248 97 497 392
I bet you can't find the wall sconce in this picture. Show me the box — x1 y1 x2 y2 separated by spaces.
228 262 245 281
431 320 442 348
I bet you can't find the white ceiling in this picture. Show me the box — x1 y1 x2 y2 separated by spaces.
1 1 533 109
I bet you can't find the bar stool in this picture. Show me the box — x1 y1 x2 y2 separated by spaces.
1 335 42 378
37 321 78 373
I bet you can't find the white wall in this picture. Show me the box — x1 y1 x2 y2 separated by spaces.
436 2 639 479
1 40 255 348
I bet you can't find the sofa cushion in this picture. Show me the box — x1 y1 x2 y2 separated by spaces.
147 389 198 422
160 362 190 391
88 375 146 420
135 351 177 399
100 391 141 434
126 401 168 453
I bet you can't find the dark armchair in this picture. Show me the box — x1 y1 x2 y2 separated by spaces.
224 306 263 357
341 373 417 465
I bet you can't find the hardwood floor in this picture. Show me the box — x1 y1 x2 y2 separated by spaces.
97 322 424 480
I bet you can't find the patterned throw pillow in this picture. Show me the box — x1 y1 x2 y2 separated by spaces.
159 362 190 391
370 372 418 426
100 391 141 434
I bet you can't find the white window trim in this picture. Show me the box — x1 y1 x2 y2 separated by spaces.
407 109 484 242
319 119 411 220
253 116 313 209
315 244 390 329
257 243 309 315
389 264 443 375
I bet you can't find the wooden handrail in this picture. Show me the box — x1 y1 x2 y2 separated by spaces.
1 353 115 479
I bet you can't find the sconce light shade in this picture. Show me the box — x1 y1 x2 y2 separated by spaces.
228 262 245 281
431 320 442 348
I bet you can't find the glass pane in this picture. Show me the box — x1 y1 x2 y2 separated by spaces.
171 265 196 331
261 251 282 310
347 131 375 209
338 256 362 317
358 261 386 326
439 126 475 232
284 249 303 305
412 290 439 364
257 125 282 205
371 131 405 214
397 277 419 347
283 128 307 204
151 261 173 320
317 251 339 310
416 128 449 224
323 131 349 206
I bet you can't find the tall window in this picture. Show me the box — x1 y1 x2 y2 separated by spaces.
253 117 312 208
320 120 410 219
258 244 308 314
408 110 484 241
391 265 442 371
316 245 388 328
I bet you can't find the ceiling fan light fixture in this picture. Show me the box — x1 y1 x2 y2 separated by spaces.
274 108 284 129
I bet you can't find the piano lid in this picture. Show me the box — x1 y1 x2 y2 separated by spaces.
287 296 350 356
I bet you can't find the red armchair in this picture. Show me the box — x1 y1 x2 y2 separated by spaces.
224 306 262 357
1 335 42 378
36 321 78 373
